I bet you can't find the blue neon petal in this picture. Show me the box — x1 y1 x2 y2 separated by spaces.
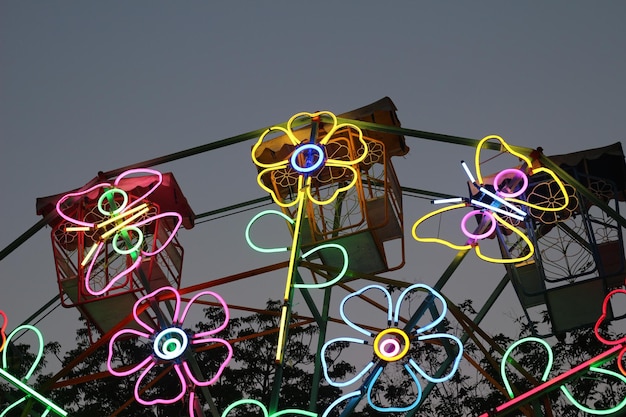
366 364 423 412
321 337 374 388
340 285 392 337
410 333 463 383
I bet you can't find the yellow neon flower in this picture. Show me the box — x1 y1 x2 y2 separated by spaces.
251 111 368 208
412 135 570 264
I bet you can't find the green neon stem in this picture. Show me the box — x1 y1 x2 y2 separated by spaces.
0 368 67 416
275 186 307 364
559 365 626 415
501 337 554 399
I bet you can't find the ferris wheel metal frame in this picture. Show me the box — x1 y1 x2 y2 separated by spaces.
2 98 626 417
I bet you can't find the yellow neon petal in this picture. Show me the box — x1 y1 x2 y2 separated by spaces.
474 213 534 264
251 125 293 170
412 203 473 251
256 169 303 208
306 165 360 206
475 135 534 185
507 167 570 212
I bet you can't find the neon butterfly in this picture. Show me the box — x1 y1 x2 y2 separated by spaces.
412 135 569 263
55 168 183 296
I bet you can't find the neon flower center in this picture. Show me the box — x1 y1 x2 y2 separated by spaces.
153 327 189 361
290 143 325 174
373 328 410 362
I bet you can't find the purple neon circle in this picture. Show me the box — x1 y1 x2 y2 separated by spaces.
290 143 325 173
380 338 401 357
461 210 497 241
494 168 528 198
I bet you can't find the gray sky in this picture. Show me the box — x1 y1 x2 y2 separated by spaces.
1 1 625 377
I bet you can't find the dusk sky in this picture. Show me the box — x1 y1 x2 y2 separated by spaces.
1 1 625 388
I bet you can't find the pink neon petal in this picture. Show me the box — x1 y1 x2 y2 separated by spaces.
181 291 230 336
134 286 182 332
109 354 154 378
56 182 111 227
189 391 197 417
135 212 183 257
107 327 154 377
182 339 233 386
85 249 142 297
134 362 187 406
114 169 162 211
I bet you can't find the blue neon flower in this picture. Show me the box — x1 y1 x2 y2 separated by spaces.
321 284 463 414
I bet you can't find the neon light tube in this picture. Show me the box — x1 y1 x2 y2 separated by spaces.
1 324 66 416
470 199 525 221
410 334 463 383
84 249 141 296
97 188 129 216
133 362 187 406
559 365 626 415
478 187 527 216
339 285 393 337
494 168 528 198
221 399 317 417
153 328 189 360
96 202 149 229
486 344 623 415
111 226 143 255
321 391 360 417
113 168 163 211
432 197 464 205
412 202 473 251
3 325 44 382
55 182 111 228
297 243 348 289
80 242 100 267
99 206 150 240
0 311 7 352
321 337 375 387
0 368 67 416
275 305 289 363
501 337 554 398
373 328 409 361
64 226 90 232
461 210 497 241
290 143 325 173
135 212 183 256
395 283 447 332
461 160 476 183
367 365 422 412
245 210 292 254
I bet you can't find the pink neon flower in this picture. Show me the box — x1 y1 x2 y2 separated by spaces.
55 168 183 296
107 286 233 410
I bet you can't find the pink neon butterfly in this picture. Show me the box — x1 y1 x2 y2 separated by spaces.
55 168 183 296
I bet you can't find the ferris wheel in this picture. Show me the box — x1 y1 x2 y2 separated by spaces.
2 97 626 417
